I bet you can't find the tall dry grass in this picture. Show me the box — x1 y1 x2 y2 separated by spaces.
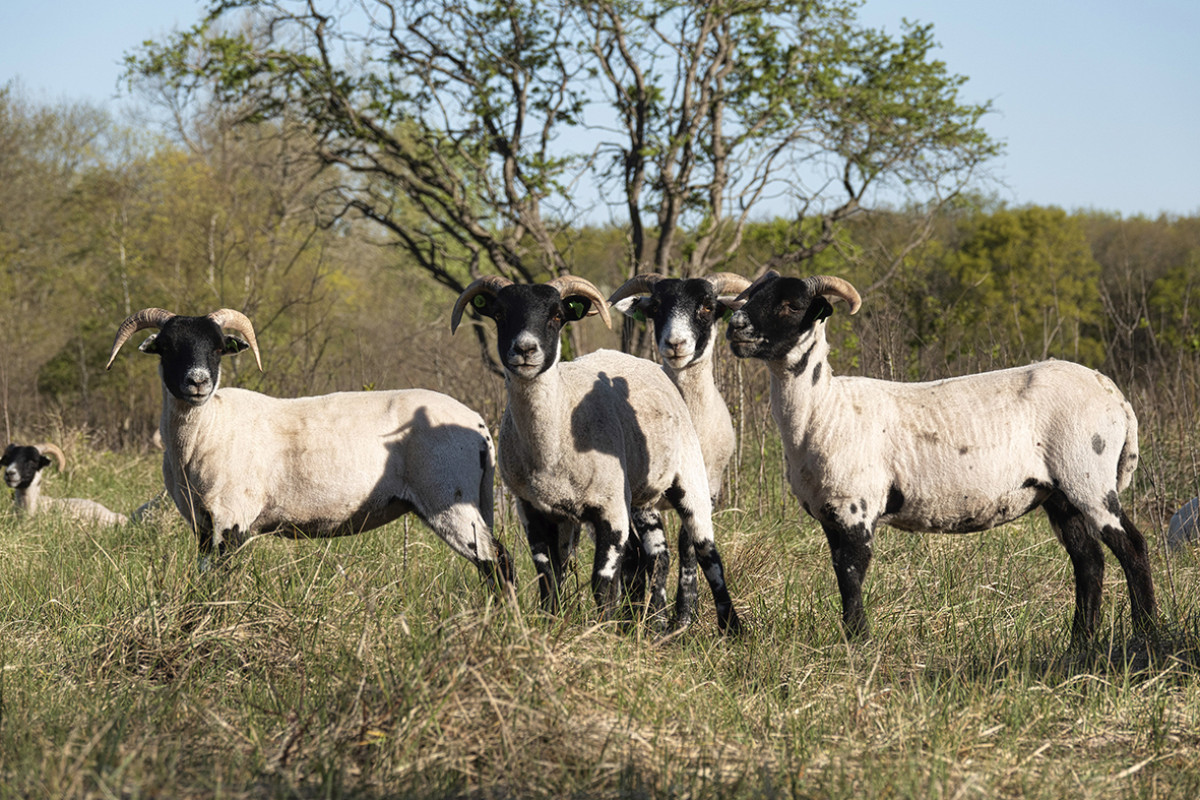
2 429 1200 799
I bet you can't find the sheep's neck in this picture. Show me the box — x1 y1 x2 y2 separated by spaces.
13 480 40 516
504 369 569 470
767 332 833 443
665 352 721 423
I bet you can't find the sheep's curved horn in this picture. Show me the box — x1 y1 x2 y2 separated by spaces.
106 308 176 370
607 273 665 305
32 442 66 471
807 275 862 315
547 275 611 329
207 308 263 371
704 272 752 297
451 276 514 334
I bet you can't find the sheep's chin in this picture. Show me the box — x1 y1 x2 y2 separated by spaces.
663 352 696 370
727 337 764 358
504 360 546 379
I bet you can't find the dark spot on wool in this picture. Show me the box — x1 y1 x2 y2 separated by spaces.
1104 490 1122 516
849 502 857 515
789 341 816 377
1092 434 1105 455
885 485 905 515
959 446 969 455
664 482 687 507
812 362 822 385
1022 477 1039 489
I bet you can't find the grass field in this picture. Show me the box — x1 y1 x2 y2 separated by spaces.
2 439 1200 799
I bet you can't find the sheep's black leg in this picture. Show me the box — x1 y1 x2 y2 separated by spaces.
626 508 670 629
667 481 740 634
819 518 873 639
584 510 628 619
518 500 566 613
1044 492 1105 646
1097 511 1158 637
621 520 648 611
673 527 699 632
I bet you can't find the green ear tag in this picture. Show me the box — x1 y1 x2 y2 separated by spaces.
473 295 487 308
722 308 733 322
633 309 646 323
568 300 585 319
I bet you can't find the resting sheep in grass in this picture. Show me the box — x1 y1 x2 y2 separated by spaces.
2 442 129 526
726 271 1156 645
105 307 514 588
451 275 740 632
607 272 751 616
1167 497 1200 552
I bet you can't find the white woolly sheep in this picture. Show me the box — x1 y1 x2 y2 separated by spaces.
608 272 751 613
105 307 514 588
2 442 129 526
451 275 741 632
1167 497 1200 552
726 271 1156 645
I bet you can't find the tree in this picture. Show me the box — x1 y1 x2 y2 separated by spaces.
126 1 997 294
938 206 1105 367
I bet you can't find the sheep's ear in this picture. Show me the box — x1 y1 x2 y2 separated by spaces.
717 297 741 321
810 296 834 322
223 335 252 356
468 292 499 319
38 454 53 471
563 296 594 321
611 296 651 322
137 333 160 354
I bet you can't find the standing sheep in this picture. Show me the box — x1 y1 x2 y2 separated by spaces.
452 275 741 632
105 307 514 588
726 271 1156 645
608 272 751 617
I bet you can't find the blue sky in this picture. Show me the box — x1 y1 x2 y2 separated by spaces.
3 0 1197 218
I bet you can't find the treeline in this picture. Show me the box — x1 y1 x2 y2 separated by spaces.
2 89 1199 464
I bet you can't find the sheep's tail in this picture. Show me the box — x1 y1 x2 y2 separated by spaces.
1116 396 1140 494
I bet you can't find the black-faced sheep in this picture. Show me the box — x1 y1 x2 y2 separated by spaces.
2 442 129 526
105 307 513 588
452 275 741 632
608 272 751 617
726 271 1156 645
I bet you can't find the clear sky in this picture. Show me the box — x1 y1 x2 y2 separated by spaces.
3 0 1196 218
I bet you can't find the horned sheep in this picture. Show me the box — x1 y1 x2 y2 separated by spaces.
608 272 751 614
726 271 1156 645
2 442 129 526
105 307 514 588
451 275 741 632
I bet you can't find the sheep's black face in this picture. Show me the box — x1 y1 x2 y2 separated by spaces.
622 279 724 370
727 275 833 363
1 445 49 490
472 284 593 379
139 316 251 406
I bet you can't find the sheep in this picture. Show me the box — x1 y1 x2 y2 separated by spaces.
2 442 129 526
1167 497 1200 552
104 307 514 588
725 270 1157 645
607 272 751 614
451 275 741 632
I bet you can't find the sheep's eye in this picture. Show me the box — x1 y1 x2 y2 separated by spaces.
698 303 713 318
